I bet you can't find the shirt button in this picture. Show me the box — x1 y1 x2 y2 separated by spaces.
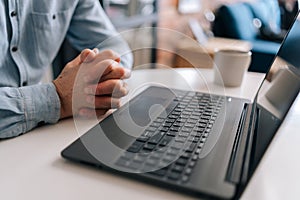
12 46 18 52
10 11 17 17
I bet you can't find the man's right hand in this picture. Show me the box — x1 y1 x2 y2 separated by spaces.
53 49 131 119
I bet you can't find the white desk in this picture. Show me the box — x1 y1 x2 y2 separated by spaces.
1 68 298 200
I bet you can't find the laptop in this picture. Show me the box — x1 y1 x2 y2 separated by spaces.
61 12 300 199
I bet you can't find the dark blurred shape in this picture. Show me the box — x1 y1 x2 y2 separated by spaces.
212 1 283 73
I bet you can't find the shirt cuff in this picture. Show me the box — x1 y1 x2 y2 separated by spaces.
18 82 61 132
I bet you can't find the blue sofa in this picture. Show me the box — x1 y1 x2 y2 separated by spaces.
212 1 282 73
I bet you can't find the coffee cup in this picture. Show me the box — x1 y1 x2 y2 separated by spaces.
213 49 252 87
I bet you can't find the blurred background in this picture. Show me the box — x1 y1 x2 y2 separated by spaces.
52 0 300 79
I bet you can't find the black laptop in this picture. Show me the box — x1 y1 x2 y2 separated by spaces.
61 12 300 199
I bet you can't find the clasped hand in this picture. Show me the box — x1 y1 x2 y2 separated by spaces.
53 49 131 119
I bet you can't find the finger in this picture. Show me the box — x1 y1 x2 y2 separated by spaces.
92 49 121 65
86 95 122 109
67 50 89 67
85 80 129 97
81 49 99 63
84 59 119 83
100 66 131 82
78 108 108 118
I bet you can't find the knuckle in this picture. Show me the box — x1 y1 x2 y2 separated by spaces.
118 68 126 77
117 80 123 89
103 49 115 57
103 59 115 70
65 61 72 68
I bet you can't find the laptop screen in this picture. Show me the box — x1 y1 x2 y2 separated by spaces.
249 11 300 175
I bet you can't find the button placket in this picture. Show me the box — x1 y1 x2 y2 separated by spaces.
9 0 27 87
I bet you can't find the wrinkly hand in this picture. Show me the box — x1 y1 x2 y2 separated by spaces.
53 49 131 119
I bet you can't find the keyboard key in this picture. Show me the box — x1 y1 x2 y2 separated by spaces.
180 152 192 159
170 126 180 132
191 154 198 161
137 136 149 143
162 122 173 128
198 143 204 149
181 175 189 183
185 143 196 153
133 155 147 163
184 123 195 128
159 136 173 146
148 132 164 144
143 143 156 151
159 126 169 132
146 127 157 132
127 141 144 153
163 155 177 163
197 123 206 128
142 131 155 138
188 161 196 168
194 127 205 133
115 158 130 167
178 132 189 138
176 157 188 166
122 152 135 159
175 137 186 143
188 136 200 143
166 148 180 156
128 161 142 170
158 160 171 169
150 122 161 128
171 142 184 150
145 159 157 166
167 171 181 180
166 131 177 137
172 164 185 173
185 167 192 175
151 151 164 158
200 137 207 143
150 168 168 176
181 127 192 133
173 122 184 127
165 118 176 123
154 118 165 123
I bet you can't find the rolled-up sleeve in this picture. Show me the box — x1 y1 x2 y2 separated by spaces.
0 83 60 138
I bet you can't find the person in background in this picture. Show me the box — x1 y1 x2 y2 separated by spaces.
0 0 133 138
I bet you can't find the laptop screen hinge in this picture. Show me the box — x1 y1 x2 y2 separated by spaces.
226 103 252 184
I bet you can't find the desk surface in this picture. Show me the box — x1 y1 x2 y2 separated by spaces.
1 68 299 200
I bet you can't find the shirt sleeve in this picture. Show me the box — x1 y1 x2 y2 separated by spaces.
66 0 133 69
0 83 60 139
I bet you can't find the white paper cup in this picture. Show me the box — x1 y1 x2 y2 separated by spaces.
213 49 252 87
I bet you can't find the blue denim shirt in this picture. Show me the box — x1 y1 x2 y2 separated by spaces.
0 0 132 138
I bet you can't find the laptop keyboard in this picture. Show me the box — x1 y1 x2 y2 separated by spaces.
115 91 224 184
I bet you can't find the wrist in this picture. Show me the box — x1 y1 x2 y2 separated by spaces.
52 79 69 119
